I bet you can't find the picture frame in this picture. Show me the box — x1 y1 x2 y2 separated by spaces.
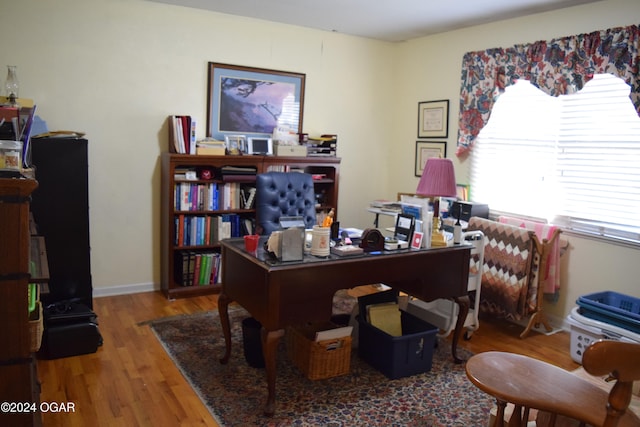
207 62 306 140
415 141 447 177
224 134 247 155
247 137 273 155
418 100 449 138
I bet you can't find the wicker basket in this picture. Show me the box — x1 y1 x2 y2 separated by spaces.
287 323 351 380
29 301 43 353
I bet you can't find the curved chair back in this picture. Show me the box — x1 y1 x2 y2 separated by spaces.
255 172 316 235
582 340 640 427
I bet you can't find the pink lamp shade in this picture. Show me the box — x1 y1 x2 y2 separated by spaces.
416 158 457 198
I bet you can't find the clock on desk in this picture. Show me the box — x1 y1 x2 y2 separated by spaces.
359 228 384 252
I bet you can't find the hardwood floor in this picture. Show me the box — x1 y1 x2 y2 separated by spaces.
37 288 578 426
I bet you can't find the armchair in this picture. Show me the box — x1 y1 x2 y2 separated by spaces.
255 172 316 235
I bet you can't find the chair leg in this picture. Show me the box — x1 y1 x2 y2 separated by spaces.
495 400 507 427
507 404 526 427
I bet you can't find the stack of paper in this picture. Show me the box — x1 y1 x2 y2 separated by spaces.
314 325 353 342
367 302 402 336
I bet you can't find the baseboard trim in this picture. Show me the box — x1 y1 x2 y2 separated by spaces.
93 282 158 298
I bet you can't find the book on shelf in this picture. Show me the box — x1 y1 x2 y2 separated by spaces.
243 187 256 209
220 165 257 175
180 251 197 286
266 164 291 172
189 118 197 155
222 174 256 183
175 181 255 212
174 251 222 286
192 252 203 286
168 115 195 154
175 215 243 246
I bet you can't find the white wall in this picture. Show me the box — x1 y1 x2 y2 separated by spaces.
3 0 638 320
1 0 395 294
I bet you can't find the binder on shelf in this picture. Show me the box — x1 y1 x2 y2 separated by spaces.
168 115 195 154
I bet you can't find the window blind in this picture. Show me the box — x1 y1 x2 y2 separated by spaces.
471 74 640 245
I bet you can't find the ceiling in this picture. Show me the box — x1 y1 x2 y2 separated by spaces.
148 0 599 42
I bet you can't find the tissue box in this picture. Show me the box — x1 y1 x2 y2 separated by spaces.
275 144 307 157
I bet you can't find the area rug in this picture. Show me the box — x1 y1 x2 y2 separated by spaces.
149 307 493 426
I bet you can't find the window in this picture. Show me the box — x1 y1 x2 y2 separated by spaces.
471 74 640 245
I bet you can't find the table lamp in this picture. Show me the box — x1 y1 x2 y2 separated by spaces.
416 157 457 247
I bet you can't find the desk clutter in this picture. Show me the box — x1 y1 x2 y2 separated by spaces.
270 289 440 381
240 288 442 381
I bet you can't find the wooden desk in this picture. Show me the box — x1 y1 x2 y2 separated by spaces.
465 351 640 427
218 238 471 415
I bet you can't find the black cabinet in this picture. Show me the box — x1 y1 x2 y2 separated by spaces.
30 138 92 309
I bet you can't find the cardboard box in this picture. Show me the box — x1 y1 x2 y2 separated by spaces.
357 290 438 379
196 145 226 156
275 144 307 157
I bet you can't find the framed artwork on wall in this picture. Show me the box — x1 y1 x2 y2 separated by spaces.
418 100 449 138
415 141 446 177
207 62 306 140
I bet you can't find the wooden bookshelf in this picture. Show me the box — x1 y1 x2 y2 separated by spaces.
0 177 42 427
161 153 340 299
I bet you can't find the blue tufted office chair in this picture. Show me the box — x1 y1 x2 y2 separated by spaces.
255 172 317 235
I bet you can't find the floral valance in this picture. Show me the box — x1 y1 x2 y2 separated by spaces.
456 24 640 157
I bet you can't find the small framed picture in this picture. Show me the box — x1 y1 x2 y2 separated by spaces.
418 100 449 138
415 141 447 177
224 135 247 155
411 231 424 249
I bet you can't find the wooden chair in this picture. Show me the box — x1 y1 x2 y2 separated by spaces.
465 340 640 427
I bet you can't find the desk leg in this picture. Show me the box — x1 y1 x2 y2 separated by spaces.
451 295 470 364
218 291 232 365
262 328 284 416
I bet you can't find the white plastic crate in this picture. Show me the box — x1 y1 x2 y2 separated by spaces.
566 315 604 364
566 307 640 364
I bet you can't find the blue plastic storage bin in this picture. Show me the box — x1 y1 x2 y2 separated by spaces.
357 291 438 379
576 291 640 334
